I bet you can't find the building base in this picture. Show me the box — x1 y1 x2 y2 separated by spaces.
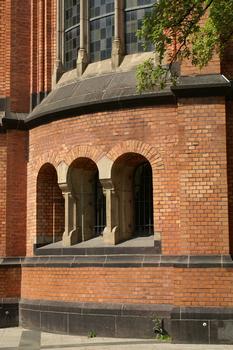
171 307 233 344
19 300 233 344
19 299 171 338
0 299 19 328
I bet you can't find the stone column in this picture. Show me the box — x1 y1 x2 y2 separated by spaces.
57 162 79 246
101 179 120 245
60 184 79 246
52 0 64 88
77 0 89 77
112 0 124 69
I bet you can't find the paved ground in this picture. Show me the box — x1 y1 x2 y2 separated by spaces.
1 328 233 350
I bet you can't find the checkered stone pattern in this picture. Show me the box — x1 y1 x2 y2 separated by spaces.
90 0 114 63
125 0 154 54
64 0 80 70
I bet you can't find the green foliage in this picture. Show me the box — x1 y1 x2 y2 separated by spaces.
87 330 97 338
152 316 170 341
137 0 233 92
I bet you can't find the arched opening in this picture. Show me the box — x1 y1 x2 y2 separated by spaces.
95 172 106 236
112 152 154 242
134 162 153 236
68 157 106 241
36 163 65 245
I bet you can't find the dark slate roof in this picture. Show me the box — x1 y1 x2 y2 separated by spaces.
1 71 232 130
25 70 173 127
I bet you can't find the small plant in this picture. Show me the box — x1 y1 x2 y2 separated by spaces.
152 316 171 341
88 330 97 338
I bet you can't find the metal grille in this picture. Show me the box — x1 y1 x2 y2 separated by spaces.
64 0 80 70
134 162 154 236
94 174 106 236
125 0 154 54
90 0 115 62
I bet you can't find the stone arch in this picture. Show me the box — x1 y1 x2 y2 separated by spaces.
107 140 164 170
65 145 105 167
61 156 106 246
110 152 154 242
36 162 65 246
31 151 58 174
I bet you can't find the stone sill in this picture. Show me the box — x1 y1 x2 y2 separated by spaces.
1 254 233 268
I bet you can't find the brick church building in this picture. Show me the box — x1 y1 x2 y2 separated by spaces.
0 0 233 344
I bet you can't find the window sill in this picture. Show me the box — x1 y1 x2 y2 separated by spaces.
34 235 161 256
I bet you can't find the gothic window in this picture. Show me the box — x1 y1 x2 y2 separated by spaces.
125 0 154 54
62 1 155 72
89 0 115 62
64 0 80 70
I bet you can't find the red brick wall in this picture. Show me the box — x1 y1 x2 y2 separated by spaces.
177 97 229 255
26 105 179 255
0 0 10 97
174 268 233 307
0 267 21 298
21 267 233 308
180 13 221 76
6 131 28 257
31 0 56 96
0 131 27 257
226 101 233 253
0 133 7 256
181 54 220 76
0 0 31 112
221 42 233 79
26 98 229 255
10 0 31 113
21 267 173 304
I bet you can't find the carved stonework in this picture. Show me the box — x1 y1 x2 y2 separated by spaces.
57 162 79 246
111 39 124 69
100 179 120 245
77 48 88 77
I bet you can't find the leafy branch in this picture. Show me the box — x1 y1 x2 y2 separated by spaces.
136 0 233 92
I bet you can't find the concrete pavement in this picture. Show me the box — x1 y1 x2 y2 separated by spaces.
1 328 233 350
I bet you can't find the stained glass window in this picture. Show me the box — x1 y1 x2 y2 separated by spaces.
125 0 154 54
90 0 115 62
64 0 80 70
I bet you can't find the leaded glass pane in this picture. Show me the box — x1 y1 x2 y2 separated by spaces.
64 0 80 30
64 26 80 70
90 0 114 63
64 0 80 70
90 0 114 18
90 15 114 62
125 0 154 54
125 0 154 9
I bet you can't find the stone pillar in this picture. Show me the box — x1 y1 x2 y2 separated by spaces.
101 179 120 245
77 0 89 77
52 0 64 88
57 162 79 246
112 0 124 69
60 185 79 246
